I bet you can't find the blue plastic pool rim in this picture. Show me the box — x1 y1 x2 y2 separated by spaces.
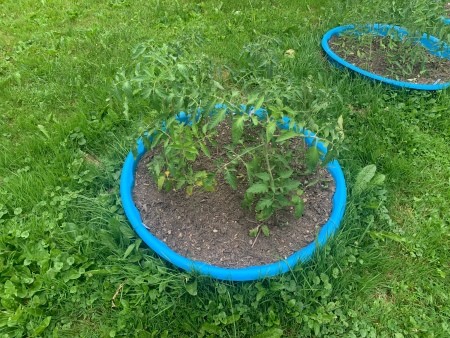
321 23 450 91
120 113 347 282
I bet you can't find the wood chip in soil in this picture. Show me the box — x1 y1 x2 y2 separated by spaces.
328 34 450 84
133 152 335 268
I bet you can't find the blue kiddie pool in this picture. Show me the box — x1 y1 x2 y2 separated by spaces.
120 105 347 281
322 24 450 91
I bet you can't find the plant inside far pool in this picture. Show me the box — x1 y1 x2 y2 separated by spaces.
112 39 344 229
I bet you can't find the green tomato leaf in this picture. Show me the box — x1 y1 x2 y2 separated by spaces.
184 148 198 161
257 207 273 221
281 180 300 191
255 198 272 211
266 120 277 141
251 114 259 126
255 172 271 182
254 96 265 111
278 169 293 179
247 183 269 194
209 108 227 130
157 175 165 190
306 146 320 172
224 170 237 190
274 195 290 208
202 123 208 135
191 123 199 138
199 142 211 158
249 227 259 237
275 130 298 143
322 146 335 165
261 224 270 237
232 115 245 144
294 199 304 218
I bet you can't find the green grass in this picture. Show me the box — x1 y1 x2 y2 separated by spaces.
1 0 450 337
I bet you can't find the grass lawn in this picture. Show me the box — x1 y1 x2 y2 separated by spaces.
1 0 449 336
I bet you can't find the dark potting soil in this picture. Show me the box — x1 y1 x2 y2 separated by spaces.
132 124 335 268
328 34 450 84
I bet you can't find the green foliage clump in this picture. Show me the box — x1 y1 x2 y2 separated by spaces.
115 41 344 224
